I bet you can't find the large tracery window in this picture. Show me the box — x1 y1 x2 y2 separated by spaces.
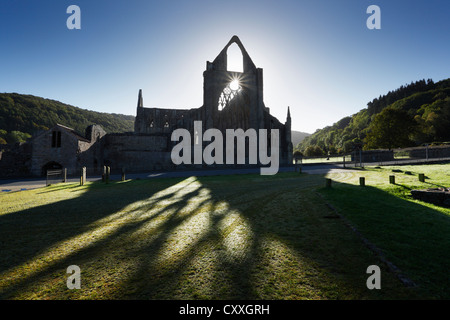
218 79 241 110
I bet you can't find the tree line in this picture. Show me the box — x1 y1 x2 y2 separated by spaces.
297 78 450 156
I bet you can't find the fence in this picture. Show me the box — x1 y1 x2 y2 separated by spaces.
299 145 450 167
46 169 67 186
45 166 127 186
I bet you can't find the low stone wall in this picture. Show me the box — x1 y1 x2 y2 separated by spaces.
351 150 394 162
404 145 450 159
411 188 450 207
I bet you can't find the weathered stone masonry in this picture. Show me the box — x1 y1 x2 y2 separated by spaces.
27 36 293 176
131 36 293 168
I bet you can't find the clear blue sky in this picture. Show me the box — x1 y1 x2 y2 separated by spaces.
0 0 449 133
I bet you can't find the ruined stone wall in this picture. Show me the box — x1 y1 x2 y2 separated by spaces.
214 91 251 131
31 129 80 176
263 110 292 165
85 125 107 145
0 142 32 177
131 36 293 168
30 124 106 176
102 133 173 172
135 107 201 134
77 125 107 173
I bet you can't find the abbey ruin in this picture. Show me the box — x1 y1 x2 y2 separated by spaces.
24 36 293 176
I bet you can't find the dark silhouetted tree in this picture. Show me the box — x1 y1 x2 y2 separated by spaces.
364 107 417 150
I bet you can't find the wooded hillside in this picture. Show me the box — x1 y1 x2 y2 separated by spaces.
0 93 135 144
297 78 450 156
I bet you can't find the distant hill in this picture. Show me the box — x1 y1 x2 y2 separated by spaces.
0 93 135 144
297 78 450 155
291 130 310 147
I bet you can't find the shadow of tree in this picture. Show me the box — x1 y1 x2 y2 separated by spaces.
1 172 447 299
319 180 450 299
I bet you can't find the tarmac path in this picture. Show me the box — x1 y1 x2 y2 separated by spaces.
0 164 354 193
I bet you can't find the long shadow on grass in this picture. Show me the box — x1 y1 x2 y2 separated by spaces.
2 173 449 299
0 177 199 297
319 180 450 299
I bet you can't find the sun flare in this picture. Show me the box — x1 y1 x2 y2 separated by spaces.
229 79 240 91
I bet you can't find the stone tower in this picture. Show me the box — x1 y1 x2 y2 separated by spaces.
202 35 265 132
132 35 294 166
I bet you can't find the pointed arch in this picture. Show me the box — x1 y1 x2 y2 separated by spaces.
211 36 257 73
227 42 243 73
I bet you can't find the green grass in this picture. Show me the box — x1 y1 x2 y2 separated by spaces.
320 163 450 298
1 166 448 299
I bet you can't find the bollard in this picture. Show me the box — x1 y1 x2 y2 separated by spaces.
121 168 126 181
419 173 425 182
389 175 395 184
80 167 86 186
325 178 332 188
360 177 365 187
102 165 106 182
63 168 67 183
106 166 110 184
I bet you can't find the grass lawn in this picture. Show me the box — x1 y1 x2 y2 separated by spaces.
0 165 449 299
321 163 450 299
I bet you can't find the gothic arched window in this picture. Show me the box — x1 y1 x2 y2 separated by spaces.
227 43 244 73
218 79 241 110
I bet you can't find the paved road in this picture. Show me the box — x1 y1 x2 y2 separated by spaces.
0 164 354 193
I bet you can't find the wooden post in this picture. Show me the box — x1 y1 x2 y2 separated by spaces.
389 175 395 184
80 167 86 186
359 149 362 168
106 166 110 184
121 168 125 181
325 178 332 188
360 177 365 187
419 173 425 182
63 168 67 183
102 166 106 182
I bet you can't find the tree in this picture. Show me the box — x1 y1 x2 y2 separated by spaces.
364 107 417 150
6 131 32 144
304 145 324 157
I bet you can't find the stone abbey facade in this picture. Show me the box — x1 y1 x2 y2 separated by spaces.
29 36 293 176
